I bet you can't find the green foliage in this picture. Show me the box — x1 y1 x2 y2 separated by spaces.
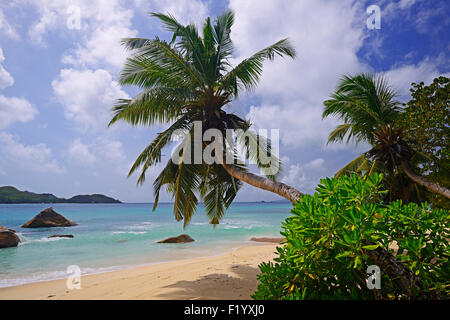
400 76 450 209
253 174 449 300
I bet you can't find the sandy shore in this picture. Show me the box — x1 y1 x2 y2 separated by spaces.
0 243 279 300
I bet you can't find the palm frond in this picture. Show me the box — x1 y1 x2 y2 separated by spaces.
335 153 367 177
109 87 197 127
327 123 353 145
122 37 206 89
200 164 242 225
220 39 296 96
173 162 201 227
150 13 211 84
212 10 234 76
323 73 402 146
152 159 178 211
118 54 194 89
129 115 194 184
151 134 202 226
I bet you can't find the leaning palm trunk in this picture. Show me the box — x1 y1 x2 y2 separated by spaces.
220 162 303 203
213 146 303 203
401 160 450 199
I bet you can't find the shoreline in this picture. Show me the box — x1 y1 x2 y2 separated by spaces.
0 242 279 300
1 238 280 289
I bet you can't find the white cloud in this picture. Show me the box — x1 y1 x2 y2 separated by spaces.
28 2 60 45
281 157 325 191
305 158 325 169
62 22 136 71
0 95 38 130
68 138 97 165
67 137 130 175
0 132 64 174
232 1 448 152
146 0 209 26
282 163 306 188
228 0 367 149
399 0 418 9
0 48 14 90
61 1 138 71
24 0 137 70
247 104 329 148
52 68 129 131
382 55 450 99
0 49 38 130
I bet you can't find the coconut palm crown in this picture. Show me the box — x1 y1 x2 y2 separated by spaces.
109 11 302 227
323 73 450 200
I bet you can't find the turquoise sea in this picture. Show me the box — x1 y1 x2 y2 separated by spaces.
0 202 291 288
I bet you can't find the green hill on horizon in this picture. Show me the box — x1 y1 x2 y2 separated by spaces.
0 186 122 204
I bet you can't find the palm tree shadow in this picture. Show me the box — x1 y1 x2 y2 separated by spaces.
155 264 260 300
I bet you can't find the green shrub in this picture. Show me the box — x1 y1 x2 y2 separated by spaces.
253 174 449 300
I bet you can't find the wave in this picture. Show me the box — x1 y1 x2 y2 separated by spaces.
0 265 123 288
17 235 72 246
115 222 154 231
222 222 265 230
111 231 146 235
111 221 155 235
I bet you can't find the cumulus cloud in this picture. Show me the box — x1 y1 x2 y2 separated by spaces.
305 158 325 169
0 95 38 130
22 0 137 71
231 1 448 151
61 1 138 71
67 137 130 175
52 68 129 131
281 157 325 193
138 0 210 26
228 0 367 149
0 49 37 130
382 55 450 99
68 138 97 165
25 0 210 70
0 132 64 174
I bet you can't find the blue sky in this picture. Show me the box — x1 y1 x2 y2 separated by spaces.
0 0 448 202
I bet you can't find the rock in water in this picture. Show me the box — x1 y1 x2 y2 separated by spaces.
0 226 16 233
22 207 77 228
157 234 195 244
250 237 285 243
48 234 74 238
0 226 20 248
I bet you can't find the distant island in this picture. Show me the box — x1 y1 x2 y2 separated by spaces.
0 186 121 204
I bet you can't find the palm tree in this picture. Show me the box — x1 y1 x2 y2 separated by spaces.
109 11 303 227
323 73 450 199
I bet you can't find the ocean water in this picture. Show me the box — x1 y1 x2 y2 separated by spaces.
0 202 291 288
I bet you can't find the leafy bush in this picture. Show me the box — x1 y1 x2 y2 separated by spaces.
253 174 449 300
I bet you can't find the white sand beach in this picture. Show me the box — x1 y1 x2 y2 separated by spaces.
0 243 279 300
